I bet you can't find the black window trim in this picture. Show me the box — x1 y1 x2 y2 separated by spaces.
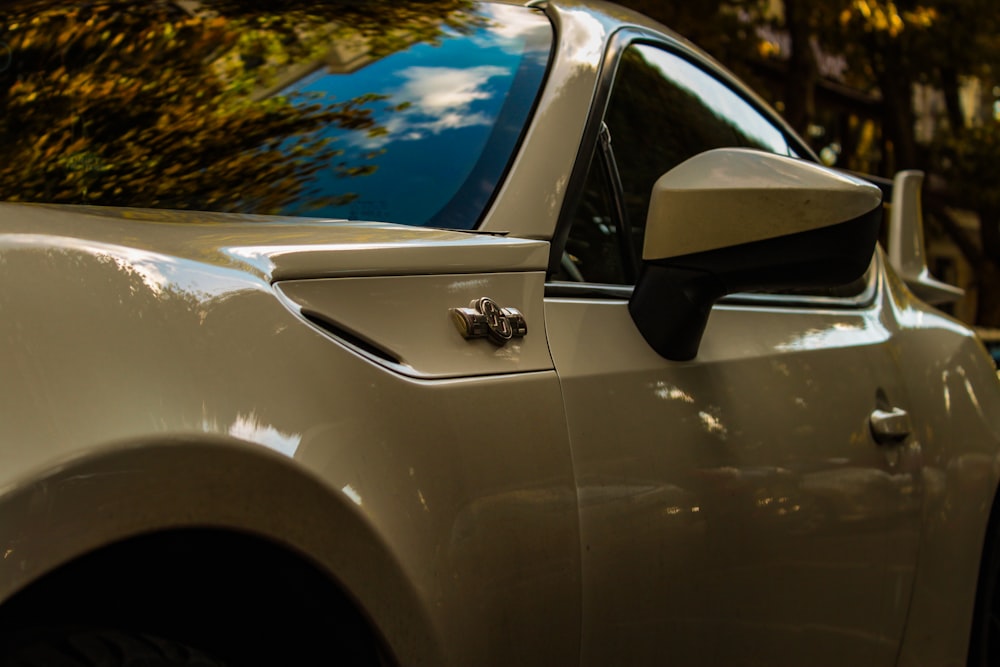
546 256 879 309
545 26 877 311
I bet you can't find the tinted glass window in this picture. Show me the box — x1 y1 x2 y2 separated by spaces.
560 44 793 283
609 45 792 232
561 147 625 284
0 2 551 229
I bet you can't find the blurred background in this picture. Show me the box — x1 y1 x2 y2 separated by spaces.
616 0 1000 328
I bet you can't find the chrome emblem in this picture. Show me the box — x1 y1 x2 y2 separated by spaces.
450 297 527 346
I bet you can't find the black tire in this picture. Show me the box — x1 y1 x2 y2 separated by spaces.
970 499 1000 666
1 629 227 667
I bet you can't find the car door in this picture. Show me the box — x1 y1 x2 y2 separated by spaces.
546 40 924 666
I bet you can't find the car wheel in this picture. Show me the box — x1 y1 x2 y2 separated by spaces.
970 510 1000 666
1 629 227 666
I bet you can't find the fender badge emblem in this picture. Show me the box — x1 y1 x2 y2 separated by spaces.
450 297 527 346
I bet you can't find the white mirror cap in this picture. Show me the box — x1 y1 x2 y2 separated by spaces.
644 148 883 261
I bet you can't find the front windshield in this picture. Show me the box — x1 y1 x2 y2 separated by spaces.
0 1 552 229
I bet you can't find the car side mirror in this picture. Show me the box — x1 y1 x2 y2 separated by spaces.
629 148 883 361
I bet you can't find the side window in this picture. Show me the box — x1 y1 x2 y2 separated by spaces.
558 44 794 284
559 145 627 284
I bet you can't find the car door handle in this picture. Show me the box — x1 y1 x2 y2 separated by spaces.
869 407 911 444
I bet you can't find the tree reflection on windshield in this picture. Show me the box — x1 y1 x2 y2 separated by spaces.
0 1 551 228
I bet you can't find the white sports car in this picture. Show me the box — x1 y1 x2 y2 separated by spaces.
0 1 997 665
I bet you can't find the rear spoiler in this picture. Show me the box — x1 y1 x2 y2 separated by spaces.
848 169 964 305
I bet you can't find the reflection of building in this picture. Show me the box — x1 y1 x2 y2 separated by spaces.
251 31 394 101
173 0 416 102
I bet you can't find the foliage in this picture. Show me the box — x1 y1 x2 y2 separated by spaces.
934 125 1000 214
0 0 475 213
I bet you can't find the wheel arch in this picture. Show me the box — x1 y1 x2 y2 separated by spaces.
0 527 390 665
0 436 443 665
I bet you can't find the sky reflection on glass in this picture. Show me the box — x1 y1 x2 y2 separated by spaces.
280 7 551 228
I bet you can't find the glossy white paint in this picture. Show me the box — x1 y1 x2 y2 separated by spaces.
881 265 1000 666
0 2 998 666
0 203 550 280
644 148 883 259
0 216 580 666
276 272 552 379
546 255 926 666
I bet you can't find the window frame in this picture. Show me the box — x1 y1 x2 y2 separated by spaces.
546 28 877 310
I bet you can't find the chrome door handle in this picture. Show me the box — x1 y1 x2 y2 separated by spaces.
870 407 911 444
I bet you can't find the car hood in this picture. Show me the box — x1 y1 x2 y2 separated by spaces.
0 203 549 281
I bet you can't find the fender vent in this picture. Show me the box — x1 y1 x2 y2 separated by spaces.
300 309 402 365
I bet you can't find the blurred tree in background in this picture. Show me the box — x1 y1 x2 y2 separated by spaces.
617 0 1000 325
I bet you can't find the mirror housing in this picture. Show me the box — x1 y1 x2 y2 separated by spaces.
629 148 882 361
